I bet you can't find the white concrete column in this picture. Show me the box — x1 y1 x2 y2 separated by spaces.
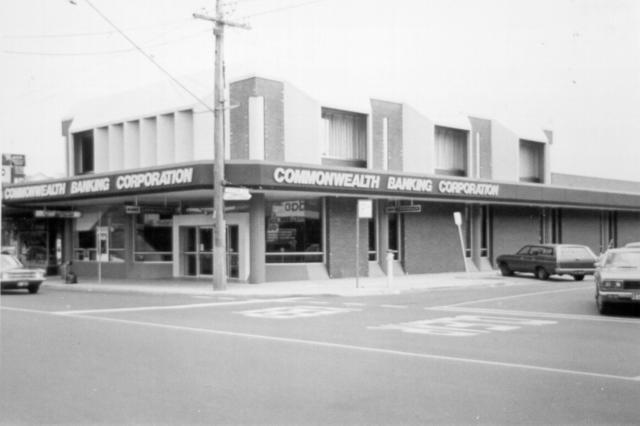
108 123 124 171
193 109 214 159
124 121 140 169
140 117 157 167
174 110 194 163
157 113 175 165
93 127 109 173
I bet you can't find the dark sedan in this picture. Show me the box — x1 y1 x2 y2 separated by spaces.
496 244 597 281
595 248 640 314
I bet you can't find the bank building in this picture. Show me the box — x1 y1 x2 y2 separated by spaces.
3 75 640 284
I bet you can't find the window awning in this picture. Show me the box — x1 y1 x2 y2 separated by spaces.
75 211 103 231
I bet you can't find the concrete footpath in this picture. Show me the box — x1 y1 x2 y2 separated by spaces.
43 271 505 297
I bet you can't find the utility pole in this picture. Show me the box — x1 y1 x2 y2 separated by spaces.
194 1 250 291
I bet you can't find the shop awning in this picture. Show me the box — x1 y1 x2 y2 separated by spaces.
75 211 102 231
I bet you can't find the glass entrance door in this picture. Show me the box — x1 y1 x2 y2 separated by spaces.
183 225 239 279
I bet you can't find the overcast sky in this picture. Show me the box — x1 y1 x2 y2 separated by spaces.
1 0 639 181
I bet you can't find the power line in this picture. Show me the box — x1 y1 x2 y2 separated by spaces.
2 29 211 57
81 0 214 113
1 18 192 39
242 0 328 18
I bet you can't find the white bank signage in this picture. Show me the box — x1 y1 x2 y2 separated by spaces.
272 167 500 198
3 166 199 201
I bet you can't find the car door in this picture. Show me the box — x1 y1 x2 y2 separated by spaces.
512 245 532 272
522 246 543 273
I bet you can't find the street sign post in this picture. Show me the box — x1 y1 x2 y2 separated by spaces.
356 200 373 288
453 211 468 273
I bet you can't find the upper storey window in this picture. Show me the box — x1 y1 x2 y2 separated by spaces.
73 130 94 175
519 139 544 183
435 126 468 177
321 108 367 168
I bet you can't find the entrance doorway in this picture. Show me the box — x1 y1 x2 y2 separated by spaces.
182 225 239 279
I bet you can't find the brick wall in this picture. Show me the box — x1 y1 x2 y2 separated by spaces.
469 116 492 179
617 212 640 246
492 206 542 261
326 198 369 278
229 77 284 161
561 209 602 254
371 99 403 170
403 202 466 273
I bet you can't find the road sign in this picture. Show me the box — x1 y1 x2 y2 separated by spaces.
358 199 373 218
386 204 422 214
224 186 251 200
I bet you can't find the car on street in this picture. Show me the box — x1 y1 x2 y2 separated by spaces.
496 243 597 281
1 253 45 294
594 247 640 314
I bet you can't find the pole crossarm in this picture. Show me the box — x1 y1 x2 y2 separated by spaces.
193 13 251 30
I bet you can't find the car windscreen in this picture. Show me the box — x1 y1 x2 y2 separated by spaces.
605 251 640 268
557 246 594 260
1 254 23 269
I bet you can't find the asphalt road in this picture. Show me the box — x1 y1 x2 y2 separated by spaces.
2 276 639 425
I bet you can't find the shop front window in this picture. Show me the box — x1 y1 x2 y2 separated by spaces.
134 213 172 262
74 209 126 262
266 198 323 263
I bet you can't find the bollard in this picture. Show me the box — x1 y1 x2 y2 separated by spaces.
386 251 395 288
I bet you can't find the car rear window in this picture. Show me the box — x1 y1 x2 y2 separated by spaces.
605 251 640 267
558 246 594 260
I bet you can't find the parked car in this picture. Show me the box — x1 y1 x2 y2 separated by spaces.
1 253 45 294
594 247 640 314
496 244 597 281
624 242 640 248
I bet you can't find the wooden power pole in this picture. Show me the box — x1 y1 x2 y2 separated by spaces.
194 1 249 291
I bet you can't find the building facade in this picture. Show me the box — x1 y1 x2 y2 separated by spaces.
3 76 640 283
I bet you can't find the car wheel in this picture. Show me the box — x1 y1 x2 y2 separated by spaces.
535 267 549 280
573 274 585 281
596 293 610 315
499 263 513 277
28 284 40 294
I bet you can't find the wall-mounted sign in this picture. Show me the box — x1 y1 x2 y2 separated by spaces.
3 164 210 203
386 204 422 214
270 167 500 199
34 210 82 218
224 187 251 201
358 199 373 218
124 205 141 214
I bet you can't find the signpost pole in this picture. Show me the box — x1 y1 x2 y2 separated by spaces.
355 213 360 289
453 211 469 273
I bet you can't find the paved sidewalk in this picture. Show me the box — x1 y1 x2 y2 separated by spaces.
43 270 504 297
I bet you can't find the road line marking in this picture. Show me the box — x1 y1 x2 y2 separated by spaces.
427 306 640 324
0 306 50 314
58 313 639 383
53 297 304 315
447 287 585 307
380 304 408 309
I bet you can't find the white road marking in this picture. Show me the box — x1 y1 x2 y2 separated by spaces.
371 315 556 337
380 304 408 309
53 297 304 315
5 304 639 382
428 306 640 324
447 286 586 307
54 312 640 383
235 305 358 319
